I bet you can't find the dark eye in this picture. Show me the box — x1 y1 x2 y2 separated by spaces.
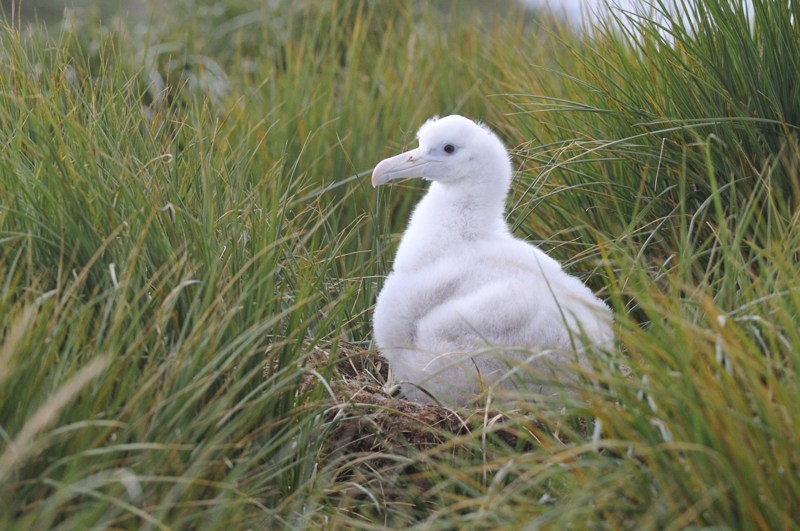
444 144 455 154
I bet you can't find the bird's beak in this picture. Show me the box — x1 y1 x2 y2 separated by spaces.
371 147 430 187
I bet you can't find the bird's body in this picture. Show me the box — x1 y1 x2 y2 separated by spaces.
372 115 612 406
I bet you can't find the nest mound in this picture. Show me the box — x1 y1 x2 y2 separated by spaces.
301 343 594 514
321 344 468 452
312 343 589 455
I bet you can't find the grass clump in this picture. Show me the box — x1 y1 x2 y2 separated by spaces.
0 0 798 528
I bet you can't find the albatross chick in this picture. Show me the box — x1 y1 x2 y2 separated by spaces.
372 115 612 406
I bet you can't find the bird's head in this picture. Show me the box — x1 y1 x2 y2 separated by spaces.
371 115 512 188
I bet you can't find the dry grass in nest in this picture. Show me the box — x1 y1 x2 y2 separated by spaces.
310 343 590 458
299 343 595 514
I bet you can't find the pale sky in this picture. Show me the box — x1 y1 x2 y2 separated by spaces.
520 0 622 20
518 0 754 31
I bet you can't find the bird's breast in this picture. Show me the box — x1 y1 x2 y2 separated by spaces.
373 261 466 349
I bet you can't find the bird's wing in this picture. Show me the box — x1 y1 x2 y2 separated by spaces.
414 276 575 353
413 239 612 354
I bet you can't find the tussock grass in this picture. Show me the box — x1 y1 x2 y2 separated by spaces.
0 0 797 528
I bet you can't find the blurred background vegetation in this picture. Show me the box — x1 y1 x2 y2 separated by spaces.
1 0 152 23
0 0 797 528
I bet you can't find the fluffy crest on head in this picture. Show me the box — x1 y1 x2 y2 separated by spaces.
417 114 496 142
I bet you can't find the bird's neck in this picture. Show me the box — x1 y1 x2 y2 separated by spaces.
393 181 510 271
